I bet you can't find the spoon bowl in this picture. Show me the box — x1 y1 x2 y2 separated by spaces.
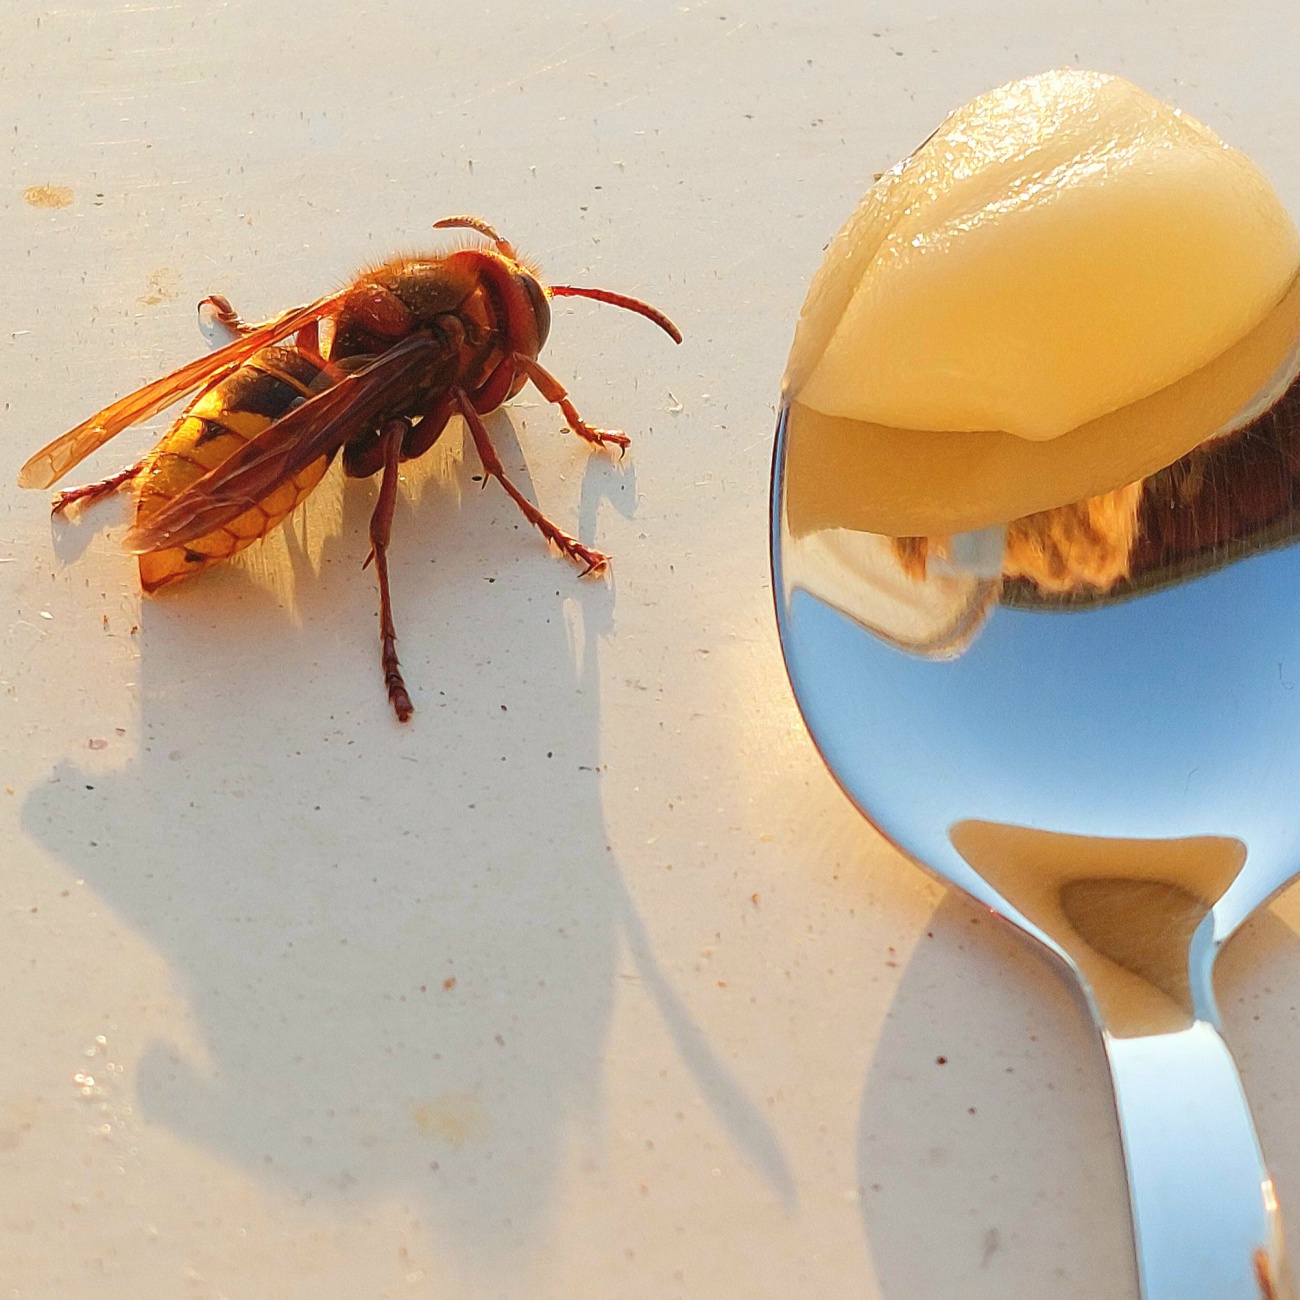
771 376 1300 1299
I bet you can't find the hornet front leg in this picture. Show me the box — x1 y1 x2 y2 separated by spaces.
514 355 631 454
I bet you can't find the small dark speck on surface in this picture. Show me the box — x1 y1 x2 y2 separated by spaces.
979 1227 1001 1269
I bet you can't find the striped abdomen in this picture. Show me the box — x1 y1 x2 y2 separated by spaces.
135 345 334 592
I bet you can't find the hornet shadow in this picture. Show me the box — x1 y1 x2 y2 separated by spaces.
22 412 792 1279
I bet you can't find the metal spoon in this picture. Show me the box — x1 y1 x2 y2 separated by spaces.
771 331 1300 1299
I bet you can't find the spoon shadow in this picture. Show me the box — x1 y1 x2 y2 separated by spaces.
857 892 1135 1300
857 889 1300 1299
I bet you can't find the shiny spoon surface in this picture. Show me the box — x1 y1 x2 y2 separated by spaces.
771 363 1300 1299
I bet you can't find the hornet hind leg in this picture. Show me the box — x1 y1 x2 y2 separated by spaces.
51 458 145 515
363 418 415 723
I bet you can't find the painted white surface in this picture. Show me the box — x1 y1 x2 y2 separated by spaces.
1 2 1298 1297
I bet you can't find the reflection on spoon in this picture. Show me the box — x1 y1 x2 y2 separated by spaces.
950 822 1246 1039
781 350 1300 657
1005 373 1300 608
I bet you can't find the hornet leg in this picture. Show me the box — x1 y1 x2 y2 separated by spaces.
51 459 145 515
401 391 457 461
364 418 415 722
343 392 457 480
513 354 630 453
197 294 268 338
455 390 609 575
201 294 338 379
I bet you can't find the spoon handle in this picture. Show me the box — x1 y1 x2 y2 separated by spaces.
1105 1021 1291 1300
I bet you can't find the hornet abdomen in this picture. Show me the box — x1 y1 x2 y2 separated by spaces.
135 345 335 591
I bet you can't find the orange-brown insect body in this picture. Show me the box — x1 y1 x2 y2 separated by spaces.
19 217 680 721
137 247 546 590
